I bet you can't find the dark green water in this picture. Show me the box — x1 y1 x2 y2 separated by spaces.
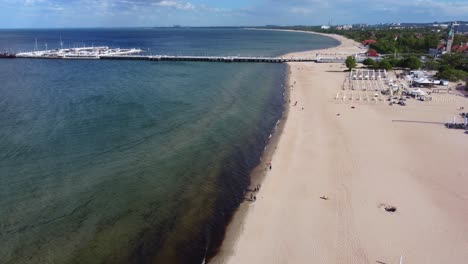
0 28 339 263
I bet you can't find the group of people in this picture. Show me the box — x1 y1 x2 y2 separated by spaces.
244 161 272 203
245 184 261 202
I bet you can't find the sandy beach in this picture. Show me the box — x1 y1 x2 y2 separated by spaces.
211 32 468 263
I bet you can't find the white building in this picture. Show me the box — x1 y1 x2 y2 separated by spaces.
321 25 330 30
433 24 449 29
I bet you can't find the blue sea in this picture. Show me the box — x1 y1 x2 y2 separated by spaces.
0 28 338 264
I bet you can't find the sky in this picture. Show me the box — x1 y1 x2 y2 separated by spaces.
0 0 467 28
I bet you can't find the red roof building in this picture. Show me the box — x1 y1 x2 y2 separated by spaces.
367 50 379 57
452 44 468 52
362 39 377 45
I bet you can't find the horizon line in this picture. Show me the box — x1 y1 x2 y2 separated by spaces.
1 21 467 30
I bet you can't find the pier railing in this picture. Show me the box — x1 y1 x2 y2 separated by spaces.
7 52 357 64
7 46 359 63
98 55 318 63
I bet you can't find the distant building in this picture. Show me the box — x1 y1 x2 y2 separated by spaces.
433 23 449 29
431 23 458 55
336 24 352 30
321 25 330 30
354 24 368 28
451 43 468 53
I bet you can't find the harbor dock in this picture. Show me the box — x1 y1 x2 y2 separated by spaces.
1 46 352 63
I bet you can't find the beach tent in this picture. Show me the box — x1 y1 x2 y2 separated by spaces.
413 78 433 87
414 78 432 84
410 71 426 78
409 89 428 96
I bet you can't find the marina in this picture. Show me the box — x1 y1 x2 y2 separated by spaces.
15 46 143 59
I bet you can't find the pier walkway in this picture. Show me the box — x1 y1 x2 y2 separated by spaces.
5 46 353 63
100 54 318 63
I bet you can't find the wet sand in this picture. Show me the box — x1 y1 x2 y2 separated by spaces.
211 32 468 263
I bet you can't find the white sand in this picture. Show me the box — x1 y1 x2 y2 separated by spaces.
211 32 468 264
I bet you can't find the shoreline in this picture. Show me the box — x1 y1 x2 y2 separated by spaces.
209 30 358 263
210 29 468 263
207 63 292 262
246 27 362 57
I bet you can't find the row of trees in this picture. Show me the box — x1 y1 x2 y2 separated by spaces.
435 53 468 81
361 56 422 70
345 55 422 71
346 53 467 82
313 27 468 54
320 27 443 54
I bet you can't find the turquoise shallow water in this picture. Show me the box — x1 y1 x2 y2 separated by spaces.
0 28 339 263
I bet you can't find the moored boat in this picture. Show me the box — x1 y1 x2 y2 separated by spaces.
0 52 16 58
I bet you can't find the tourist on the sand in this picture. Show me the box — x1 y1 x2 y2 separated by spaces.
254 196 257 201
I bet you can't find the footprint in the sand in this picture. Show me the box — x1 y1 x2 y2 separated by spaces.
378 203 397 213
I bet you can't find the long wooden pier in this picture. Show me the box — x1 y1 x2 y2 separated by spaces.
5 46 356 63
5 51 353 64
99 55 317 63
